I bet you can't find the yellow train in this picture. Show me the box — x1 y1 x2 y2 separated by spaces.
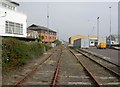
97 42 106 49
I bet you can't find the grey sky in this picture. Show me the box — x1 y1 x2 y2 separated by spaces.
18 2 118 41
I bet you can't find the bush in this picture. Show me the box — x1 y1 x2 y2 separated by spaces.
28 42 44 58
44 43 52 51
2 38 47 71
54 39 61 46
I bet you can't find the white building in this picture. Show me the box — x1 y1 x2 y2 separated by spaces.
0 0 27 37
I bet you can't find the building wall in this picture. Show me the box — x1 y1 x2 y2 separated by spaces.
0 1 27 37
69 35 98 47
27 30 38 39
39 32 56 43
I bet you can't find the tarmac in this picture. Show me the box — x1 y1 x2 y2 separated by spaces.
112 46 120 50
82 47 120 67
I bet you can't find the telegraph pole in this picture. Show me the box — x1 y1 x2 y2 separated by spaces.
47 3 50 43
109 7 112 47
97 17 99 45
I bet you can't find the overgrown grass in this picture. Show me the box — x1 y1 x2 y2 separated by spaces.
2 38 52 72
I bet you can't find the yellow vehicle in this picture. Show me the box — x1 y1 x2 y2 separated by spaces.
98 42 106 49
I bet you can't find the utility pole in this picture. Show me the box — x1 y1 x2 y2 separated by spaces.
47 3 50 43
109 7 112 47
57 28 59 40
97 17 99 45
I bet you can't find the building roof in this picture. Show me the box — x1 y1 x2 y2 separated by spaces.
5 0 20 6
27 24 57 33
70 35 97 39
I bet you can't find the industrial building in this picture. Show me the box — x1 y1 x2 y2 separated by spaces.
0 0 27 37
74 38 89 48
69 35 88 44
69 35 98 47
27 24 57 43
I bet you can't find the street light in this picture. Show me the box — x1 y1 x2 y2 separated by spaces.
97 17 99 45
109 7 112 47
47 3 50 43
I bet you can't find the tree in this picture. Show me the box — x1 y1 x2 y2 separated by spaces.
36 35 44 42
54 39 61 46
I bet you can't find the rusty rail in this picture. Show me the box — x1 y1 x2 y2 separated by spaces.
69 49 100 87
13 47 59 87
52 48 63 87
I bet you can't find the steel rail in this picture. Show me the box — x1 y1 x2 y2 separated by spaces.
76 49 120 78
69 49 101 87
13 47 60 87
52 48 63 87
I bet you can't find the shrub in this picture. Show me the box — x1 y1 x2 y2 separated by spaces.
44 43 52 51
2 38 47 71
54 39 61 46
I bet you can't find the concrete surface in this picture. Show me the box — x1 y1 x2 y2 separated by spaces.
86 47 120 66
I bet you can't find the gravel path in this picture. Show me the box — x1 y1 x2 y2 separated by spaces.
57 47 95 86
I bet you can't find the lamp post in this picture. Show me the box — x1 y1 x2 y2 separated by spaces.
47 3 50 43
88 20 95 46
97 17 99 45
109 7 111 47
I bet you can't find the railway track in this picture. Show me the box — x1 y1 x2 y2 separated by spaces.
13 46 97 87
5 46 120 87
77 48 120 77
57 48 96 87
13 45 63 87
70 48 120 87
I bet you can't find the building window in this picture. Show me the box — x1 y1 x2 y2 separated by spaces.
5 21 23 35
2 2 15 11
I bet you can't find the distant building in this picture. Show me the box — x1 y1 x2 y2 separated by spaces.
27 24 57 43
106 34 120 45
27 30 38 39
69 35 98 47
0 0 27 37
69 35 88 45
88 36 98 46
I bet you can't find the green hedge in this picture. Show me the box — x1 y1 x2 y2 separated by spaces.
2 38 51 71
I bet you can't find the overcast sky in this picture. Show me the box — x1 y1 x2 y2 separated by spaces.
17 1 118 41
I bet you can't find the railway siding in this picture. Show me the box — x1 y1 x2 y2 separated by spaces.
21 47 62 86
70 48 120 86
76 49 120 77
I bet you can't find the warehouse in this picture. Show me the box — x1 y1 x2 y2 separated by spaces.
0 0 27 37
69 35 87 45
69 35 98 47
74 38 89 48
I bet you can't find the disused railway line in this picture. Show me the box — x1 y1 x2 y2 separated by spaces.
13 46 63 87
8 46 120 87
70 48 120 87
